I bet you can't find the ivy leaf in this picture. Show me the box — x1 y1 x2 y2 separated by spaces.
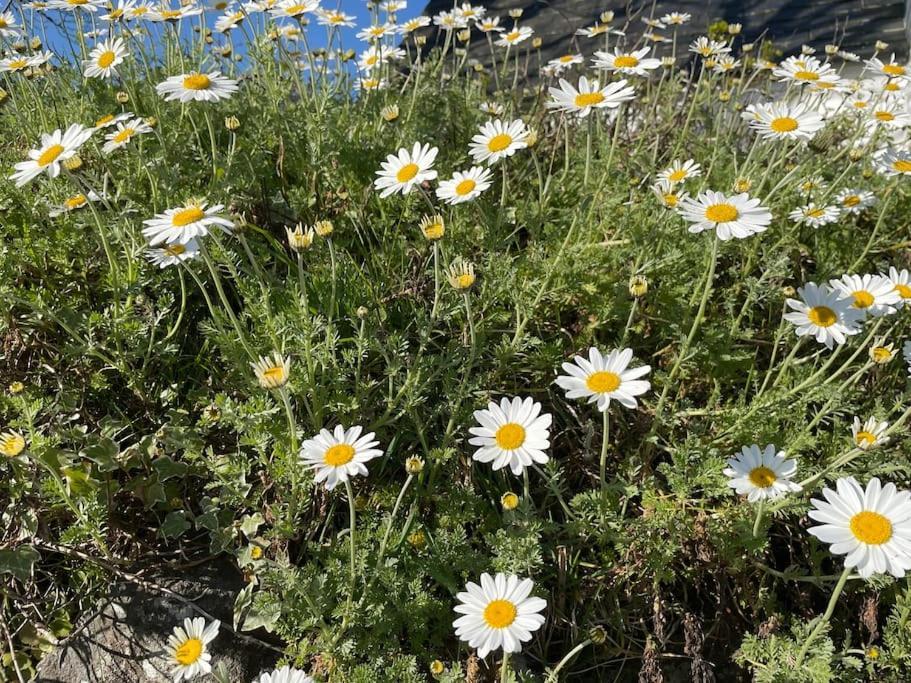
0 545 39 582
152 456 189 481
160 510 191 539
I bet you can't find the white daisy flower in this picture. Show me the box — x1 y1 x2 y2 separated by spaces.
49 190 103 217
251 351 291 389
657 159 701 184
145 240 201 269
723 444 801 502
468 118 529 166
0 11 20 36
253 667 315 683
788 203 840 228
495 25 533 47
888 267 911 307
317 9 356 27
0 52 49 73
399 15 430 33
661 12 691 25
434 10 467 31
745 101 826 141
591 47 661 76
864 54 908 80
83 37 129 81
299 425 384 491
547 54 584 72
808 477 911 579
354 77 387 92
101 117 153 153
689 36 730 58
373 142 438 198
214 9 245 33
852 416 889 450
476 16 503 33
773 55 841 87
830 273 901 317
148 4 203 21
651 179 689 209
436 166 494 205
867 101 911 130
50 0 106 12
677 191 772 241
167 617 220 682
468 396 552 475
547 76 635 118
452 573 547 659
156 71 239 103
555 347 651 411
142 202 234 246
9 123 93 187
92 111 133 129
835 188 875 215
784 282 863 348
875 147 911 176
356 22 398 41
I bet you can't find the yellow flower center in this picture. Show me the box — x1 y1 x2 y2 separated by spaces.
883 63 906 77
172 207 205 227
174 638 203 666
456 273 475 288
574 92 605 107
454 179 477 196
842 195 860 207
495 423 526 450
853 101 868 109
324 443 355 466
559 55 575 63
112 127 135 144
0 435 25 457
38 144 65 167
667 169 687 182
807 305 837 327
884 81 900 91
813 81 835 90
182 73 211 90
109 8 123 18
586 371 621 393
365 55 378 66
850 510 892 545
852 290 874 309
250 546 263 559
164 244 187 256
793 70 819 81
161 9 182 19
872 346 893 362
483 599 517 628
487 133 513 152
663 193 678 207
97 50 117 68
613 55 640 68
0 18 7 27
855 431 877 447
95 114 115 126
806 208 824 218
704 203 738 223
64 194 88 209
262 366 285 383
8 58 28 70
747 466 777 488
505 31 520 41
894 284 911 299
875 111 895 122
892 159 911 173
396 163 419 183
770 116 798 133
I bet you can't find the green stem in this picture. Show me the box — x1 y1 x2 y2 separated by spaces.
547 639 593 682
752 499 765 538
344 479 357 600
500 650 511 681
599 408 610 495
279 387 299 520
795 565 852 667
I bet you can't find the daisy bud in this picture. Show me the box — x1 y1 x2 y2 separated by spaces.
704 58 716 69
509 8 523 18
825 44 838 55
224 115 240 131
727 23 742 35
202 404 220 421
381 104 399 122
420 214 445 240
8 381 24 395
0 88 7 104
629 275 648 298
457 29 470 42
781 285 796 297
446 259 476 290
63 155 83 171
30 37 42 51
800 44 815 55
314 220 334 237
501 491 520 510
145 116 158 128
354 307 367 321
733 177 752 193
415 36 427 46
429 660 445 676
116 90 129 103
205 35 214 44
870 344 895 364
718 90 731 102
876 40 888 51
661 56 675 67
0 432 26 458
741 42 754 53
532 37 542 49
589 625 608 644
12 41 26 53
251 351 291 390
220 46 233 58
473 63 485 73
408 529 426 548
286 223 314 251
600 11 614 23
861 166 874 178
405 456 424 474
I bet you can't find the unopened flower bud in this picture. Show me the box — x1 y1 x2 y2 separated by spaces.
501 491 520 510
116 91 129 103
629 275 648 298
225 115 240 131
405 456 424 474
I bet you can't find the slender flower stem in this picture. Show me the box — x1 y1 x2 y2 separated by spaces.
327 237 338 320
500 651 511 681
752 499 765 538
599 408 610 495
430 243 441 320
546 639 593 682
464 292 477 354
344 479 358 600
371 474 414 578
795 565 852 667
278 387 299 519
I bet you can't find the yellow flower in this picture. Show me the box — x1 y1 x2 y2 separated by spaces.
8 381 24 394
501 491 520 510
314 220 334 237
446 259 476 290
629 275 648 297
429 659 445 676
0 431 26 457
286 223 315 251
420 214 445 240
250 351 291 389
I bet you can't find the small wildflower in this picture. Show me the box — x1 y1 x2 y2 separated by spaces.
0 431 26 457
381 104 399 121
501 491 520 510
420 214 445 240
870 343 895 364
314 220 334 237
224 115 240 130
629 275 648 297
429 659 445 676
408 529 426 548
405 456 424 474
251 351 291 389
286 223 315 251
8 381 24 394
447 259 476 290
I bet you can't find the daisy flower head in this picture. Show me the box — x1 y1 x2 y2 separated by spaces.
436 166 493 205
0 53 47 74
214 9 246 33
10 123 93 187
253 667 315 683
830 273 901 318
269 0 318 19
689 36 730 58
251 351 291 389
476 16 503 33
317 9 355 27
286 223 315 251
145 240 201 269
808 477 911 578
0 11 20 37
773 55 840 87
875 147 911 176
446 259 476 290
373 142 438 198
865 54 908 80
101 117 153 153
661 11 691 25
455 3 485 22
419 214 445 240
651 179 689 209
723 444 801 502
836 188 875 215
788 203 840 228
149 4 203 21
468 396 552 475
156 71 239 103
433 10 466 31
399 15 430 33
50 0 105 11
142 201 234 246
49 190 103 217
82 37 128 78
677 191 772 241
888 267 911 307
495 25 533 47
468 118 529 165
745 100 826 141
299 425 384 491
784 282 863 348
555 347 650 411
357 21 398 41
867 101 911 130
852 416 889 450
546 53 583 73
354 76 387 93
547 75 635 118
93 111 133 129
452 573 546 659
658 159 701 184
0 431 26 457
592 46 660 76
168 617 219 682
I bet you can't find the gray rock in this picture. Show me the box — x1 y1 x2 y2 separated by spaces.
35 560 280 683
